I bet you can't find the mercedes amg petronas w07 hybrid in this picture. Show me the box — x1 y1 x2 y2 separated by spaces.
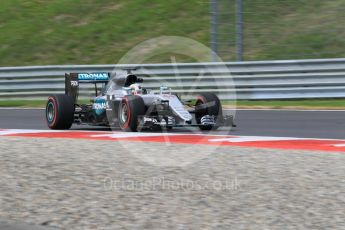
46 70 235 131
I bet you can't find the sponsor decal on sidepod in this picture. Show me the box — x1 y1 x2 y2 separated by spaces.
93 98 107 115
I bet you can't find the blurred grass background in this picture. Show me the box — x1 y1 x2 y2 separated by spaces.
0 0 344 66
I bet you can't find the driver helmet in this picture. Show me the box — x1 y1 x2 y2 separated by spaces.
129 83 142 95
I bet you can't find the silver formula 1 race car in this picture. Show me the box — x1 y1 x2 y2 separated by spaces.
46 70 235 131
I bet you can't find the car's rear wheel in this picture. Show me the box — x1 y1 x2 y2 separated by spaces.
195 92 222 131
118 95 146 132
46 94 74 129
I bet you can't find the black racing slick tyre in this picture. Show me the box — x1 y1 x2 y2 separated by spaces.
195 92 222 131
46 94 74 130
118 95 146 132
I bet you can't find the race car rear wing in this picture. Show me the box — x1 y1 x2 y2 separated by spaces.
65 72 111 104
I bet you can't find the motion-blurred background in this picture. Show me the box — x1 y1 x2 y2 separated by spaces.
1 0 344 65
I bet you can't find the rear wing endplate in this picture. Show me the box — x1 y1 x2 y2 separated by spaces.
65 72 111 103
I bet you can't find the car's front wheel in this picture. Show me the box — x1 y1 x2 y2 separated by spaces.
195 92 222 131
118 95 146 132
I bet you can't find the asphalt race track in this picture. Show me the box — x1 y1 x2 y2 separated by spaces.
0 108 344 139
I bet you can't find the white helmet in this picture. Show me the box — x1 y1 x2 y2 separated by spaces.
129 83 142 94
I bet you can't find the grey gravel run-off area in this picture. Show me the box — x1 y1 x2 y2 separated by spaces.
1 137 344 229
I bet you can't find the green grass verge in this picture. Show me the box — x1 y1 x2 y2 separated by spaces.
0 0 344 65
0 100 47 108
223 99 345 109
1 99 345 109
